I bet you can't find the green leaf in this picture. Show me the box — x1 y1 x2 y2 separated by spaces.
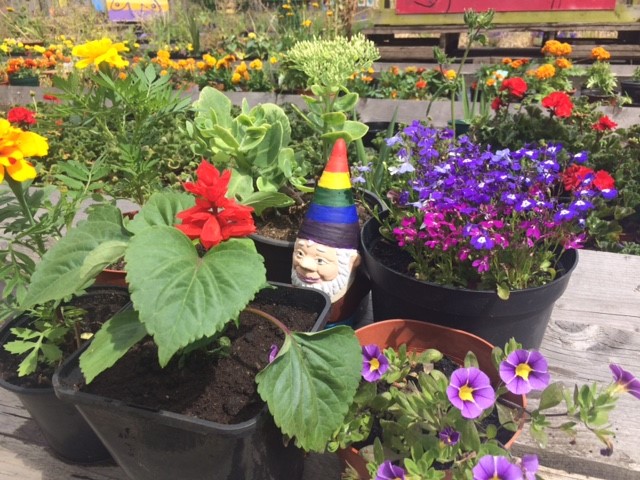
333 92 359 112
127 191 194 234
460 419 481 452
538 382 565 411
255 326 362 452
322 112 347 128
125 229 266 366
21 204 131 308
237 191 294 216
497 283 510 300
193 86 233 130
80 310 148 384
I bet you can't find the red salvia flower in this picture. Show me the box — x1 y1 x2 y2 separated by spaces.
43 94 61 103
500 77 528 98
176 161 256 249
593 115 617 131
7 107 36 126
541 91 574 118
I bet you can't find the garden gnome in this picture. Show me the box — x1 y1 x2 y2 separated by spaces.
291 139 362 313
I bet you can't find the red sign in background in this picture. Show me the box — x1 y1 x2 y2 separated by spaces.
396 0 617 15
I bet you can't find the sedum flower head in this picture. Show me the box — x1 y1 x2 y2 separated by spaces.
72 38 129 70
286 34 379 91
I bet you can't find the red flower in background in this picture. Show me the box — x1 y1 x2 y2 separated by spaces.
593 170 615 190
593 115 617 131
500 77 528 98
415 79 427 90
562 164 593 192
43 94 61 103
541 91 574 118
176 161 256 249
7 107 36 126
491 97 504 111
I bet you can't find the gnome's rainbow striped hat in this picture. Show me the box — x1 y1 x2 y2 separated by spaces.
298 139 359 250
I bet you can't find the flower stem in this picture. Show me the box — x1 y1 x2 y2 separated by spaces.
6 176 46 254
244 306 291 335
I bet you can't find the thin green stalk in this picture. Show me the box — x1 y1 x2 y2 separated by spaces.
6 177 46 254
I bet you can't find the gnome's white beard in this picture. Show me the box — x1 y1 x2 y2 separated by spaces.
291 250 357 302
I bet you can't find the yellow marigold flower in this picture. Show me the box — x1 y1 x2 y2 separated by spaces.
33 45 46 54
444 69 456 80
391 66 399 76
157 49 170 60
486 78 496 87
0 45 8 53
134 42 140 48
236 61 248 74
187 43 194 52
311 2 319 6
160 69 168 76
282 3 291 8
591 46 611 61
197 60 206 70
270 56 278 64
118 71 128 80
535 63 556 80
525 69 535 76
203 54 216 67
367 67 374 74
72 38 129 70
7 7 15 12
0 119 48 183
286 12 294 16
502 57 512 65
555 57 572 69
302 19 312 27
232 72 242 84
362 75 373 83
243 70 250 81
249 59 263 70
327 10 333 16
248 32 257 39
405 66 417 73
391 90 397 99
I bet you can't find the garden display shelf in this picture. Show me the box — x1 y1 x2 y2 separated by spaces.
0 249 639 479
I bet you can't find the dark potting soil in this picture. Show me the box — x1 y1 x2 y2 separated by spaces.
0 289 130 388
370 236 415 277
83 296 318 425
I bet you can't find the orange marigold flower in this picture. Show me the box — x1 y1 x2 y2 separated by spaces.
535 64 556 80
509 60 524 69
416 79 427 89
555 57 572 69
591 46 611 61
502 58 512 65
391 90 397 99
391 66 400 76
541 40 572 57
118 71 127 80
486 78 496 87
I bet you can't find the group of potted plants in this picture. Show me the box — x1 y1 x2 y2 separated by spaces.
1 10 640 480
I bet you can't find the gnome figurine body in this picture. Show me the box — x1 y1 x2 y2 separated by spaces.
291 139 362 311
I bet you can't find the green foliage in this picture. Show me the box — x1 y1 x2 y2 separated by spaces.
47 63 193 204
185 87 309 214
256 326 362 452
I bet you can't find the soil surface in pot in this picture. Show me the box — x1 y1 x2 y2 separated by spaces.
255 193 375 242
83 296 318 425
0 289 131 388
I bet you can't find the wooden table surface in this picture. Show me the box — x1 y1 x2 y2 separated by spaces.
1 249 639 479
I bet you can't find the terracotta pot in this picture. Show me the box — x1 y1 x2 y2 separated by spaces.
93 210 137 288
337 319 527 480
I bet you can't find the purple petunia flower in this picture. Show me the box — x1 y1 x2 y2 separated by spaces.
362 345 389 382
446 367 496 419
375 460 405 480
521 454 539 480
610 364 640 399
499 350 550 395
472 455 523 480
439 426 460 446
268 344 279 363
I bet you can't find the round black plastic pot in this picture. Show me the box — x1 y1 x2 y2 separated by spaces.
361 216 578 349
53 283 331 480
250 232 294 284
0 286 130 463
620 80 640 106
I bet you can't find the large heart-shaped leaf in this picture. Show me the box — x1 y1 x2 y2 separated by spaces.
256 326 362 452
21 204 131 308
79 309 148 384
127 191 194 234
125 228 266 366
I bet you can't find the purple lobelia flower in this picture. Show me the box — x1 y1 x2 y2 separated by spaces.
499 349 550 394
521 454 539 480
362 345 389 382
446 367 496 419
438 426 460 446
375 460 405 480
472 455 523 480
610 364 640 399
268 344 279 363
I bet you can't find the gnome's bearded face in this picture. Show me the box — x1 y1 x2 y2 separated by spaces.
291 138 361 303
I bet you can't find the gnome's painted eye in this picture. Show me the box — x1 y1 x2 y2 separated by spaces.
316 258 327 266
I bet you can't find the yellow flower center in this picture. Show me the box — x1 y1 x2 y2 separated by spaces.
516 363 533 380
459 384 474 401
369 358 380 371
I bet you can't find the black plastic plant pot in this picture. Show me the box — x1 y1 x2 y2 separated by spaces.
0 286 130 463
53 283 331 480
250 233 295 284
620 80 640 106
361 215 578 349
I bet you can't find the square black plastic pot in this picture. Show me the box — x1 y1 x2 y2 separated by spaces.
53 283 331 480
0 286 130 463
